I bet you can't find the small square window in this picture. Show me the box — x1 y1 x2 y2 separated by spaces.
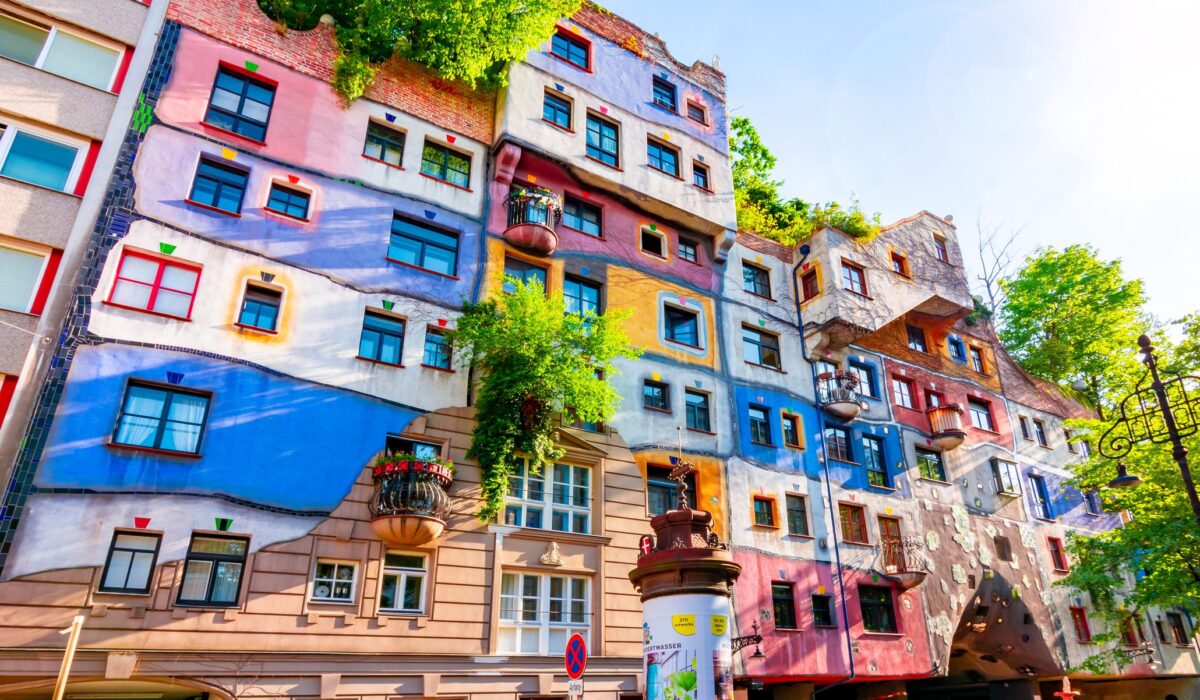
916 448 946 481
678 237 699 262
562 195 601 236
359 310 405 365
177 535 248 606
312 560 357 603
782 414 801 448
189 158 248 214
801 270 820 300
991 458 1021 495
238 283 282 332
0 127 81 191
420 140 471 189
906 325 928 353
640 228 666 258
786 495 809 536
772 582 797 629
363 121 405 167
542 90 572 129
743 262 771 297
753 497 776 528
685 389 711 432
0 242 50 314
551 30 590 70
647 138 680 177
204 66 275 142
841 261 867 296
423 328 452 369
113 381 211 455
564 276 601 317
693 161 710 190
265 182 310 220
664 305 700 346
652 77 677 112
994 535 1014 562
100 531 161 594
648 465 695 515
686 100 708 124
643 379 670 412
748 404 772 445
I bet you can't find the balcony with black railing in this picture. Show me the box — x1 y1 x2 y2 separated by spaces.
504 187 561 255
369 455 454 546
817 370 863 421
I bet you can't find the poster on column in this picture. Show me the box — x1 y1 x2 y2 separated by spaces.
642 593 733 700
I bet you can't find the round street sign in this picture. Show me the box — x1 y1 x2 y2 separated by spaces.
565 632 587 679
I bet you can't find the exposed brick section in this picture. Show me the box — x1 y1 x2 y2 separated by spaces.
995 344 1093 419
572 3 726 98
166 0 495 144
736 230 793 264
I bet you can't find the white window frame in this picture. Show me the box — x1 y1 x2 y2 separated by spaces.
310 559 358 604
0 236 51 313
0 10 123 91
505 458 591 534
378 551 427 615
498 572 590 655
0 116 88 192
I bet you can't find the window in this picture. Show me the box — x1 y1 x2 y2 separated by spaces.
916 448 946 481
812 594 834 627
785 495 809 536
562 195 601 236
933 235 949 262
892 377 915 409
1018 415 1032 440
968 398 994 431
647 138 680 177
1083 490 1102 515
188 159 248 214
994 536 1013 562
664 305 700 347
388 216 459 277
265 182 310 219
1070 607 1092 642
748 405 772 445
647 465 694 515
1121 615 1146 646
550 30 589 69
387 436 441 459
772 583 797 629
564 276 601 317
359 310 405 365
1065 428 1078 453
0 13 120 90
543 91 572 129
585 113 619 167
311 560 357 603
849 363 876 398
693 161 710 190
687 100 708 124
107 250 200 319
643 379 670 411
506 458 590 534
685 389 711 432
1156 619 1169 642
863 436 888 487
0 123 81 191
969 347 986 373
502 256 547 294
420 141 471 188
1048 536 1069 571
879 517 904 570
839 503 868 544
742 326 781 369
237 283 282 332
423 328 452 369
991 458 1021 495
891 252 909 276
801 269 820 300
753 497 776 527
205 66 275 141
379 553 426 614
782 414 801 448
924 390 944 409
1168 612 1191 645
905 325 928 353
0 242 48 313
948 335 967 363
363 121 405 167
859 586 897 633
817 360 839 379
743 262 771 297
100 531 161 594
1033 419 1049 447
652 77 677 111
1031 475 1054 519
678 237 699 263
177 535 248 606
499 572 588 654
841 261 867 296
825 426 852 463
640 228 666 258
113 382 210 455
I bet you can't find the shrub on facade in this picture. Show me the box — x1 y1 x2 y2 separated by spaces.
449 278 640 522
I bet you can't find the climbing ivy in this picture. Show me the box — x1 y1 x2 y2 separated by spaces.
449 278 641 522
258 0 582 104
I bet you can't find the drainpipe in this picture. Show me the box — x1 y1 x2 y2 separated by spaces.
790 247 856 697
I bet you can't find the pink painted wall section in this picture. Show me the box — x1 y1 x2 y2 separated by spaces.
839 568 934 681
489 150 721 292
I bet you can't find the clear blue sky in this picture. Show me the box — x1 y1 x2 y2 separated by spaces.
602 0 1200 324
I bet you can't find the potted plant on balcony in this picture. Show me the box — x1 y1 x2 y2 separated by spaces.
450 277 641 522
372 452 455 484
368 452 456 546
504 186 563 254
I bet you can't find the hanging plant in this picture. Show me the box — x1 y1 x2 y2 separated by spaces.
449 277 641 522
506 186 563 217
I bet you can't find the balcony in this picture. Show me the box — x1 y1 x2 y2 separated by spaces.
879 536 929 590
927 404 967 450
503 187 560 255
369 456 454 546
818 370 863 421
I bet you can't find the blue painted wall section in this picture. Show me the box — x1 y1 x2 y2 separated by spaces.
732 384 822 479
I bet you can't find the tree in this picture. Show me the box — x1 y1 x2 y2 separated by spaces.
729 116 880 245
450 278 640 521
972 217 1024 320
260 0 581 104
998 245 1148 413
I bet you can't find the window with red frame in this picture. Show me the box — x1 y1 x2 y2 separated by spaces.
1048 537 1069 571
108 250 201 319
801 269 820 300
1069 607 1092 642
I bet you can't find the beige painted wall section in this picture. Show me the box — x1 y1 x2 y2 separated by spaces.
0 311 36 375
0 178 81 249
0 59 118 140
14 0 148 45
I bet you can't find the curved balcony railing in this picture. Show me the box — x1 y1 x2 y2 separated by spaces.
878 536 928 589
504 187 561 255
927 404 967 450
818 371 863 421
369 458 453 546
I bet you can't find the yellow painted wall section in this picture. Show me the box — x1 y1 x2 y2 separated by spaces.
606 266 719 370
634 451 728 538
483 239 567 300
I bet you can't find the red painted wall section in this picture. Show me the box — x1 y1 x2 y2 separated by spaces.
885 359 1014 449
0 375 17 431
72 141 101 197
29 249 62 316
165 0 495 144
111 45 135 94
490 150 721 292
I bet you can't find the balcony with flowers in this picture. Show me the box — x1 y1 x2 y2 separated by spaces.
369 452 454 546
504 186 562 255
817 369 864 421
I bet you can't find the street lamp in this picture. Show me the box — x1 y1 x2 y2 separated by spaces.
1098 335 1200 529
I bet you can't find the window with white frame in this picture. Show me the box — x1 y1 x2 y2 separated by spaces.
379 552 426 614
311 560 357 603
0 120 84 192
0 240 50 313
0 11 122 91
505 458 591 534
498 572 589 654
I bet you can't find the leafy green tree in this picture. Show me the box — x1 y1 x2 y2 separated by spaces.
450 278 640 521
260 0 581 104
729 116 880 245
999 245 1148 413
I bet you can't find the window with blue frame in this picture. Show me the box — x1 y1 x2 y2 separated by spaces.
423 328 452 369
685 389 711 432
748 405 772 445
189 158 248 214
647 138 680 177
825 426 852 462
664 305 700 347
563 276 601 317
265 183 310 219
112 382 211 455
1029 474 1053 519
503 256 548 294
652 77 677 112
562 195 602 236
550 30 589 69
542 91 572 129
849 361 877 398
420 140 471 188
358 310 405 365
585 114 619 167
204 66 275 141
237 283 281 332
947 335 967 363
388 215 459 276
1083 489 1102 515
863 436 889 487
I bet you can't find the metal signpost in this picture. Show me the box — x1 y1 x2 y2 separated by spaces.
566 632 587 699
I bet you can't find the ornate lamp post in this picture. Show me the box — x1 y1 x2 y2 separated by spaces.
1098 335 1200 529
